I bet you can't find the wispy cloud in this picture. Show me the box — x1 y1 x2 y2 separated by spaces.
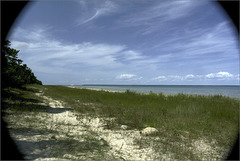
76 1 119 25
182 22 238 57
117 1 201 34
8 25 52 42
10 27 157 78
148 20 239 73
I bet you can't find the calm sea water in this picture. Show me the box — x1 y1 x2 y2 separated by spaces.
72 85 240 99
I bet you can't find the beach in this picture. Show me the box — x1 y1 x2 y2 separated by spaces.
2 85 239 160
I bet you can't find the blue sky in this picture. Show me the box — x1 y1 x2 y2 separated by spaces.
8 0 239 85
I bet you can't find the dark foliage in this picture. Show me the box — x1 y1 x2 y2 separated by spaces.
1 40 42 88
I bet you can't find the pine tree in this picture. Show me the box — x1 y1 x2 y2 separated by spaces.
2 40 42 88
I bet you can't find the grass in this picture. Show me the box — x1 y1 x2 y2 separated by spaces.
2 84 239 160
42 85 239 158
43 85 238 125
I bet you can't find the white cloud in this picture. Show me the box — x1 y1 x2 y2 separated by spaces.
185 74 195 79
116 74 142 81
205 72 233 79
116 74 136 79
153 76 166 81
151 73 239 82
153 75 185 81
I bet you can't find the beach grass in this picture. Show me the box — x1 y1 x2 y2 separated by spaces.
40 85 239 155
2 84 239 160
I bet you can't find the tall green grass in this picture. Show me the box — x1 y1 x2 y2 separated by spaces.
40 85 239 140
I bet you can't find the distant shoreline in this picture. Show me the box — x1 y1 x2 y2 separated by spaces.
78 84 239 87
67 86 124 93
66 85 240 99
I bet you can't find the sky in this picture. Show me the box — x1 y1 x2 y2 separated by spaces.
8 0 239 85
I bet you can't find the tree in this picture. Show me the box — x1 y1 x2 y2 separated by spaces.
1 40 42 88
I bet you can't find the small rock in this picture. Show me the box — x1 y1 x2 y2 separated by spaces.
121 125 128 130
142 127 159 136
95 136 103 141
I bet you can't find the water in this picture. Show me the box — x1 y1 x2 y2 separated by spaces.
72 85 240 99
